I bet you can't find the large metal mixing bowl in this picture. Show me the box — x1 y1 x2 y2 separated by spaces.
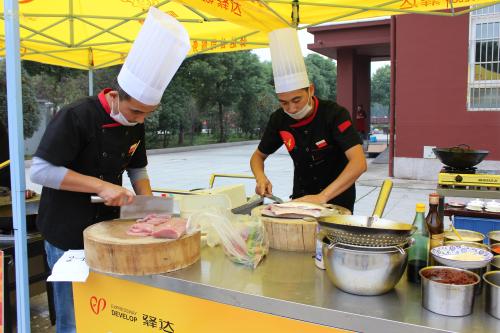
322 241 410 296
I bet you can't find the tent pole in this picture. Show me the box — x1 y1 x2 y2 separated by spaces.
4 0 31 332
89 69 94 96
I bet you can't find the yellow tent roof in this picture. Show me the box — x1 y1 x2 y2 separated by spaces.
0 0 497 69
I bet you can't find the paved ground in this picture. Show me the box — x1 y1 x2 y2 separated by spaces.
23 141 440 332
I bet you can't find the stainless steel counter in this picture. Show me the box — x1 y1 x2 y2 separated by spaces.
117 247 499 333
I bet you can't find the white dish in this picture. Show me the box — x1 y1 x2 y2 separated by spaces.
465 206 483 211
448 201 466 208
431 245 493 269
485 207 500 213
467 199 484 208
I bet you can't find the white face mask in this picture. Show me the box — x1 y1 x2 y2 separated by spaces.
110 98 138 126
284 92 313 120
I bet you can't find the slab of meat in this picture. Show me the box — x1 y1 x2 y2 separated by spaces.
262 202 325 219
126 215 187 239
135 213 172 225
151 218 187 239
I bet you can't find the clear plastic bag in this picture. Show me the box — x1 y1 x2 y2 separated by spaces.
188 208 269 268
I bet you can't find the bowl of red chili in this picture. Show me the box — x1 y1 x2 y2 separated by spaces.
419 266 480 316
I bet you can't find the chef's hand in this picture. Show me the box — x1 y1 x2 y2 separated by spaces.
97 183 135 206
255 176 273 197
293 194 328 205
25 189 36 199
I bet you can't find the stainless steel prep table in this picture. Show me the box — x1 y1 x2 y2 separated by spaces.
109 247 498 333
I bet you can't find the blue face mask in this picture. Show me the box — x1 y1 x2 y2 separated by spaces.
110 98 138 126
284 91 312 120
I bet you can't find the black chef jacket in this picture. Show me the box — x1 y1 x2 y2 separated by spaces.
258 97 362 212
34 88 147 250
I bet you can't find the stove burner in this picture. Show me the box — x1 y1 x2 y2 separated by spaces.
442 166 477 174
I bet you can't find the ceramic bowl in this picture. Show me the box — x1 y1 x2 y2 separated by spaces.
431 245 493 269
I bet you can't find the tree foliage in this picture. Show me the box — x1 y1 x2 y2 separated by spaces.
2 51 343 147
0 60 41 138
371 64 391 107
305 54 337 101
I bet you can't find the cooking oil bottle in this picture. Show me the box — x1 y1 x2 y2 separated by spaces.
407 203 428 283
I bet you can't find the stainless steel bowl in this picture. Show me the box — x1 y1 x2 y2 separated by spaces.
444 240 490 251
488 230 500 245
420 266 479 317
444 229 484 243
483 271 500 319
322 241 409 296
490 255 500 271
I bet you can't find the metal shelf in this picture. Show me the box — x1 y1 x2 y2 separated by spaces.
436 187 500 199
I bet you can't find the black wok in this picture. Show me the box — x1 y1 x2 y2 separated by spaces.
433 144 489 169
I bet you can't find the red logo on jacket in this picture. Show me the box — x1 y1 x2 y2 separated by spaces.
279 131 295 152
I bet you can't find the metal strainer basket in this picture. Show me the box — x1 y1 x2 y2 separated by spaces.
318 215 416 247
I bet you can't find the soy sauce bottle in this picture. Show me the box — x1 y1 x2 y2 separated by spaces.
407 203 428 283
425 193 444 266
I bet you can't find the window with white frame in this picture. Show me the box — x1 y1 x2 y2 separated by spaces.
468 4 500 111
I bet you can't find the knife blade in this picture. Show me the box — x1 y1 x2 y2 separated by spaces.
264 194 284 204
91 195 174 219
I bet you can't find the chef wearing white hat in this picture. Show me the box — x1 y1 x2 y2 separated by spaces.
250 27 367 212
30 7 190 333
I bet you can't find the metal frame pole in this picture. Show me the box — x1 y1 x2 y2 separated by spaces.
89 69 94 96
4 0 31 332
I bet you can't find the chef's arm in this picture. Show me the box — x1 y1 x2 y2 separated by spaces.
31 156 134 206
250 149 273 196
127 167 152 196
319 144 367 202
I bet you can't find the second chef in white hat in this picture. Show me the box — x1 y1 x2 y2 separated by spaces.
250 27 366 212
30 7 190 333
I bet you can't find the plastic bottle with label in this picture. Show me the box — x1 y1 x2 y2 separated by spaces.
315 224 325 269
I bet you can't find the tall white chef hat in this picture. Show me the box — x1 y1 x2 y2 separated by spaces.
118 7 190 106
269 27 309 94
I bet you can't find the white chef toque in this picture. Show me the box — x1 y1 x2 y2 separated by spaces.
269 27 309 94
117 7 190 106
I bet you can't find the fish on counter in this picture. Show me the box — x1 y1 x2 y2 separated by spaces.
127 214 187 239
261 201 326 219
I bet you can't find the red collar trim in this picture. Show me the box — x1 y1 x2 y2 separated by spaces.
290 96 319 128
98 88 122 128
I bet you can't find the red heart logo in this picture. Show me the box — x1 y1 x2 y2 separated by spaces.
90 296 106 315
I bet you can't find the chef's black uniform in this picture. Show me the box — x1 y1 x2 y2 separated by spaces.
258 97 362 212
34 89 147 250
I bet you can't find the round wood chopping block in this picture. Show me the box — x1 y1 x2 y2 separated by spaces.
84 220 200 276
251 204 351 253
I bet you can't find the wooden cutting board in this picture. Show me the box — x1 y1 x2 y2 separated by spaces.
251 204 351 253
84 220 200 276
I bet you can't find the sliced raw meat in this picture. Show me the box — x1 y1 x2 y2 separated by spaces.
261 202 325 219
151 217 187 239
127 223 154 236
136 213 171 224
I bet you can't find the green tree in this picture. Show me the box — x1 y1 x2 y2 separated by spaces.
0 60 40 138
371 64 391 107
305 54 337 100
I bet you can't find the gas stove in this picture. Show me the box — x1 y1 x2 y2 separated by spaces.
438 167 500 188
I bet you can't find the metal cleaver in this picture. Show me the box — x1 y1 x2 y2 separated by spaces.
91 195 174 219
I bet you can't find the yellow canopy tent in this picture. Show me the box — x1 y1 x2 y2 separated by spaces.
1 0 498 70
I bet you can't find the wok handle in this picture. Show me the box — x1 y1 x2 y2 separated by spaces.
372 179 393 218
